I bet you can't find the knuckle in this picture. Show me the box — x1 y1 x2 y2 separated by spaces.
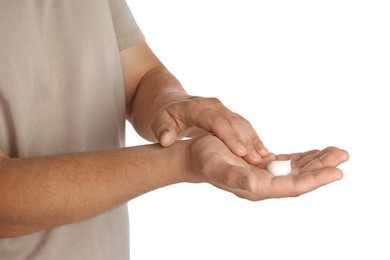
190 97 222 108
206 97 223 106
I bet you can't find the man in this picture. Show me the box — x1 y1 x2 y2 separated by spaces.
0 1 349 259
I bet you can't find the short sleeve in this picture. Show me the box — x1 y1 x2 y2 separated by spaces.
109 0 145 50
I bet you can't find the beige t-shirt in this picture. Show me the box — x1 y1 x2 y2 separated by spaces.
0 0 144 259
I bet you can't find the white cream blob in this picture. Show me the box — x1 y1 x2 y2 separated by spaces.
266 160 292 176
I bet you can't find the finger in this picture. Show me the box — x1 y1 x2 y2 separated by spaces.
255 153 277 168
185 128 211 138
227 113 269 164
275 149 319 163
193 108 248 157
291 148 335 169
177 97 255 157
269 167 344 198
227 165 344 201
291 167 344 195
300 148 349 173
294 153 318 168
151 111 179 147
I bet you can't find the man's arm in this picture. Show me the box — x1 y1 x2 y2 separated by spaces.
120 42 187 143
0 136 349 238
121 41 269 165
0 143 187 238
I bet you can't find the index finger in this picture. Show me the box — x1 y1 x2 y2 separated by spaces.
267 167 344 198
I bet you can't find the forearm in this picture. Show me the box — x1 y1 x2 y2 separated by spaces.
128 67 189 141
0 142 187 237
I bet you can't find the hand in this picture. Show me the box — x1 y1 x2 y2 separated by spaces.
186 135 349 201
151 95 269 165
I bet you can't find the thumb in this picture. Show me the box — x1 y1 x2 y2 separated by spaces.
159 129 178 147
151 111 179 147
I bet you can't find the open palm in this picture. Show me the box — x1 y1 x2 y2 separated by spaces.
188 135 349 201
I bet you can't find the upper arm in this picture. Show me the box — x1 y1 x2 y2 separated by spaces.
119 41 164 119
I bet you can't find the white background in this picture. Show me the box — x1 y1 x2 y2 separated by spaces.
125 1 390 259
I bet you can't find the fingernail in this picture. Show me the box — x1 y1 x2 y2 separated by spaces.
160 130 173 147
237 143 247 155
251 150 262 160
256 145 269 156
261 148 269 156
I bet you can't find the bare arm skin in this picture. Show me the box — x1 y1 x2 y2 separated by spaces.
0 143 188 238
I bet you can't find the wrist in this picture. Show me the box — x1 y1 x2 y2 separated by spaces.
169 139 197 184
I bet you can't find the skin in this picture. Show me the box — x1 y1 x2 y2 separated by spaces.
0 41 350 238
